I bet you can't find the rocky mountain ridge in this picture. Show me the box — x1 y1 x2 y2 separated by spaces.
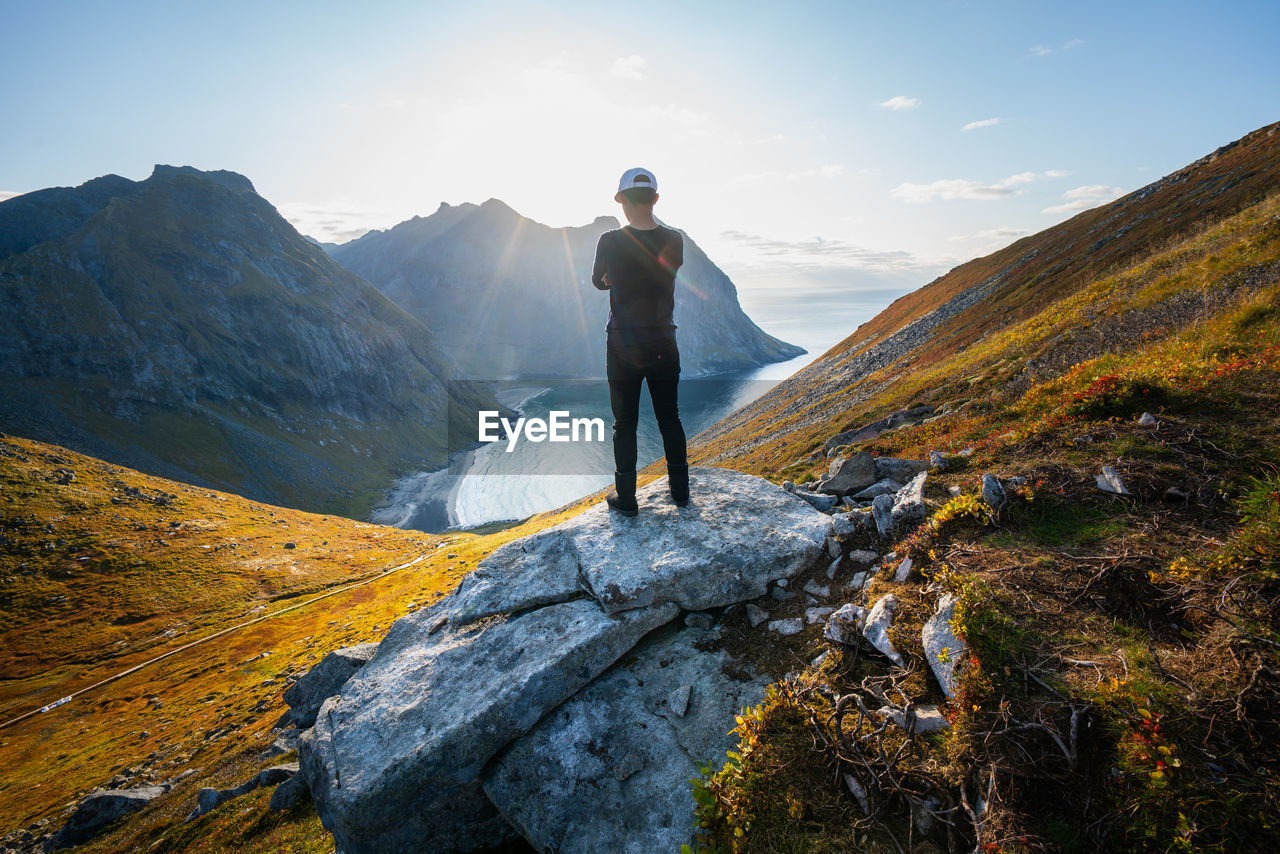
0 165 494 517
328 199 803 378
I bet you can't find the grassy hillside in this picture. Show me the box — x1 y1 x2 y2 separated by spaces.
0 434 595 852
691 122 1280 469
679 139 1280 850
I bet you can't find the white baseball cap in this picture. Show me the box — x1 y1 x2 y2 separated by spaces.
617 167 658 194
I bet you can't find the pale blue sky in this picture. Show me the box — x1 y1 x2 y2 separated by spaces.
3 0 1277 329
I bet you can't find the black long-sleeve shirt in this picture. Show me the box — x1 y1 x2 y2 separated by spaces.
591 224 683 331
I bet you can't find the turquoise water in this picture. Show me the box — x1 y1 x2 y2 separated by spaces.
372 286 905 532
373 359 809 532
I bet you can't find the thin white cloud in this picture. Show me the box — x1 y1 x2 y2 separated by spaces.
1042 184 1125 214
720 229 932 274
1042 199 1098 214
804 164 846 179
611 55 647 80
729 163 847 185
1030 38 1084 57
1001 171 1041 186
894 179 1012 202
961 117 1001 132
1065 184 1124 199
0 190 22 203
279 199 396 244
878 95 920 111
892 170 1064 203
948 226 1029 243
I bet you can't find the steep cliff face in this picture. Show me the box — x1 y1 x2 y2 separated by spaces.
329 200 803 379
0 166 492 517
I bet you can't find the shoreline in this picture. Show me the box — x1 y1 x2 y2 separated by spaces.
369 349 829 533
369 385 553 532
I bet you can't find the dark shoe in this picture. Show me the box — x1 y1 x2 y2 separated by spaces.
607 470 638 516
668 463 689 507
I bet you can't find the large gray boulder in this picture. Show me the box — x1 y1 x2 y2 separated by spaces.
449 466 833 620
301 599 677 854
50 786 165 850
576 485 824 603
875 457 930 484
299 466 830 854
818 451 877 495
282 643 378 728
482 624 769 853
447 529 582 624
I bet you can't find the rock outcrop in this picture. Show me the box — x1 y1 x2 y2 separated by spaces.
451 466 832 622
818 451 877 495
298 466 832 853
862 594 905 667
281 643 378 729
49 786 165 850
890 471 929 530
817 453 930 498
482 623 769 854
187 764 299 822
822 406 937 453
922 594 966 699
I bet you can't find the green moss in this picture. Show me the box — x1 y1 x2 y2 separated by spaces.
992 499 1128 549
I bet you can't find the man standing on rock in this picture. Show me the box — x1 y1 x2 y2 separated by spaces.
591 167 688 515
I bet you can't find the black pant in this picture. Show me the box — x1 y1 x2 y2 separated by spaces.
606 329 687 473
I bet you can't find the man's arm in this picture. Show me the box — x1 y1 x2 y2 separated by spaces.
591 233 610 290
660 229 684 275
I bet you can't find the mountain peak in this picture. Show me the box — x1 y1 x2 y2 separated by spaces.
478 198 519 216
78 173 136 196
148 165 256 195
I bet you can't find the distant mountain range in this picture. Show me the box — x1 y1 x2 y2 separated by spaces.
327 200 803 379
0 165 493 517
0 167 801 518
